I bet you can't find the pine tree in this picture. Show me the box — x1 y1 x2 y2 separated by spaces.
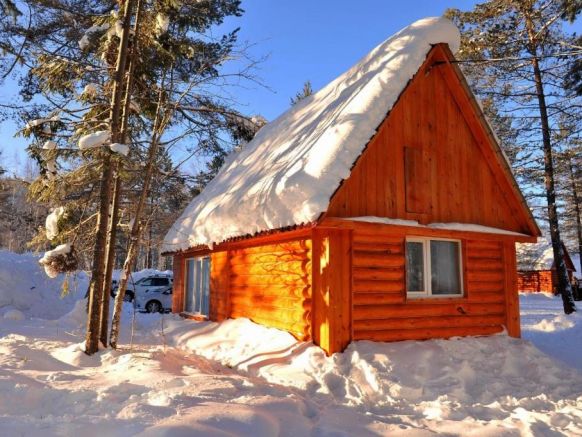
554 124 582 274
447 0 580 313
560 1 582 94
3 0 253 352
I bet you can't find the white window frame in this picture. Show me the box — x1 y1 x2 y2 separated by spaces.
184 256 211 316
405 237 464 298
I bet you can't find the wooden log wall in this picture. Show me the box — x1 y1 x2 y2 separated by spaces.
350 223 513 342
517 270 554 293
172 254 184 313
209 251 230 321
225 238 312 340
312 228 352 355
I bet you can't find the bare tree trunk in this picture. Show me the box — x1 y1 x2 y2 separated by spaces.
85 0 135 355
99 0 142 347
99 176 121 346
109 119 165 348
109 19 165 349
525 14 576 314
567 154 582 274
147 217 153 269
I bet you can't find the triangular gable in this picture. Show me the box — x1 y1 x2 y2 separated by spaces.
325 44 541 238
438 44 540 237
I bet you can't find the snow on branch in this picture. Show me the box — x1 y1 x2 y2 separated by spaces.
78 24 109 50
45 207 65 240
39 244 78 278
25 116 60 130
78 131 111 150
109 143 129 156
155 14 169 35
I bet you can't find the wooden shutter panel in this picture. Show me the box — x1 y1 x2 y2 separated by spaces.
404 146 430 214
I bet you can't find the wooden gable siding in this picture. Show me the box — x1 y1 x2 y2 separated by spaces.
326 45 532 235
346 221 514 342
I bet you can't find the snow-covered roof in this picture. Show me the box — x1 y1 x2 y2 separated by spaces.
162 17 461 252
517 238 576 271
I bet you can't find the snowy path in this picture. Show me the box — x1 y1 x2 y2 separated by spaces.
0 317 397 436
1 294 581 436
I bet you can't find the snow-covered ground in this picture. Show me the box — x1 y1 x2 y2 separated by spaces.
521 292 582 372
0 251 581 435
0 250 88 320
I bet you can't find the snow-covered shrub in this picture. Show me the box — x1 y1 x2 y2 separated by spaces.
39 244 78 278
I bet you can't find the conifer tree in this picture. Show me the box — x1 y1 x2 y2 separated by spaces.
555 125 582 273
447 0 580 313
3 0 255 352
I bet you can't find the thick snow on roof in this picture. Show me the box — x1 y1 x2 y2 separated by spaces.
517 237 576 271
163 17 461 252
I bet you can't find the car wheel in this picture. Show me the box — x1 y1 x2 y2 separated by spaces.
145 300 162 313
124 291 134 302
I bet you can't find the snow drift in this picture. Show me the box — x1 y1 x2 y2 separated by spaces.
0 281 580 435
0 250 88 319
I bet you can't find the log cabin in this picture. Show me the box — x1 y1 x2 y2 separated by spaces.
517 241 576 294
162 17 541 355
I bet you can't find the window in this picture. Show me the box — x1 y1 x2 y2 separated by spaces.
184 256 210 315
406 238 463 297
152 278 169 286
137 277 168 287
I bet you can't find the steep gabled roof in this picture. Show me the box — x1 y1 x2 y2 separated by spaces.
163 17 463 252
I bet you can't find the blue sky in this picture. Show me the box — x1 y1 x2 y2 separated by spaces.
220 0 481 120
1 0 580 174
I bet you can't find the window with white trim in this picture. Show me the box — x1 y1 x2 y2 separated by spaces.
405 238 463 297
184 256 210 315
